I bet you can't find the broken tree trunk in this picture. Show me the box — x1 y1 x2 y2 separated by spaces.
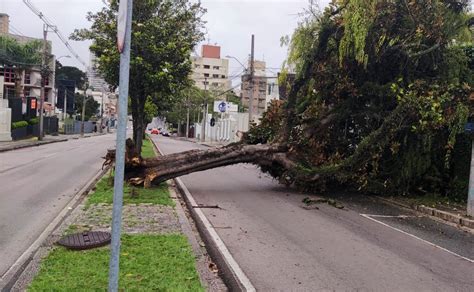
105 139 293 188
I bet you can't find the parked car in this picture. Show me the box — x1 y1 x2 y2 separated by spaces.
161 131 170 137
150 128 160 135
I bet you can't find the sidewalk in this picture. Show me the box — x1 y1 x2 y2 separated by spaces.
379 196 474 230
0 132 107 152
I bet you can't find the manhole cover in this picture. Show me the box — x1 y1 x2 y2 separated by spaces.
57 231 111 250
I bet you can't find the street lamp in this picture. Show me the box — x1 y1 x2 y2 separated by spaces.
225 55 247 72
56 55 71 62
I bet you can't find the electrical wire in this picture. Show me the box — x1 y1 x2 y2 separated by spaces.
23 0 88 69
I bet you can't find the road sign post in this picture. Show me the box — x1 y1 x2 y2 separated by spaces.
109 0 133 291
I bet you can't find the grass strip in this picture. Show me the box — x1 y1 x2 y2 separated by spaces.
28 234 204 291
86 177 174 207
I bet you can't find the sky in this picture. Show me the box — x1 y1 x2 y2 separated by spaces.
0 0 330 78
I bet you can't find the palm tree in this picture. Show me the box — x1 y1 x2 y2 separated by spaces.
0 35 42 98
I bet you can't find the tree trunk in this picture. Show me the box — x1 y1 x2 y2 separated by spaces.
131 93 145 155
105 140 292 187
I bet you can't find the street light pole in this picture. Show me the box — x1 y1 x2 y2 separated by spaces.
38 24 48 141
81 86 92 137
201 77 208 142
249 34 255 126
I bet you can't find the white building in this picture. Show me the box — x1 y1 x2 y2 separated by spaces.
191 45 231 91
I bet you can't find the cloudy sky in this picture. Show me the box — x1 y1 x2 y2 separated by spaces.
1 0 330 78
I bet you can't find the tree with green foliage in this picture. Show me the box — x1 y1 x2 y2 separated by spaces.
74 93 100 121
0 35 42 98
72 0 205 154
109 0 474 203
55 61 87 89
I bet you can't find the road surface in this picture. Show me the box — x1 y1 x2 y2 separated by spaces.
0 134 116 278
153 136 474 291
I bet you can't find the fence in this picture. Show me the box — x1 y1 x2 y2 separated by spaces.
64 120 95 135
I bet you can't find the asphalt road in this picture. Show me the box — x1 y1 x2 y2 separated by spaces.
153 136 474 291
0 134 116 278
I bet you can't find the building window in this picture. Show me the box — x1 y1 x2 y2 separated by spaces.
212 74 219 78
45 88 50 102
24 72 31 84
212 82 219 87
203 65 210 69
23 88 31 97
194 64 200 68
213 66 219 70
2 66 15 83
44 76 49 86
5 86 15 98
204 73 209 77
221 75 226 78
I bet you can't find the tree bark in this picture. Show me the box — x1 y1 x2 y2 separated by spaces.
111 141 290 187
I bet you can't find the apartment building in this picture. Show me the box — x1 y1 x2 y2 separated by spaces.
0 14 56 108
240 60 267 121
191 45 231 91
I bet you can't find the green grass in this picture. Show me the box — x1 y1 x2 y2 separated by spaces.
141 136 156 158
28 234 204 291
86 177 174 207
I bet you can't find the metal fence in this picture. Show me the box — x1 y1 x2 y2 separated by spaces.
64 120 95 135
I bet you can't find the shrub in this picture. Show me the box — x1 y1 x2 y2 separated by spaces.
12 121 28 129
28 117 39 125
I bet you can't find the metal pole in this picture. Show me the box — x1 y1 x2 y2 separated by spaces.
186 96 190 138
468 140 474 216
100 91 104 133
109 0 132 290
39 24 48 141
201 77 207 142
248 34 254 127
81 87 86 137
63 87 67 121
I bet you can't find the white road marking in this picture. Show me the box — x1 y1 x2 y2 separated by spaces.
360 214 474 263
367 214 418 218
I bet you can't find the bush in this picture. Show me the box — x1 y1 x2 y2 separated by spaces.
28 117 39 125
12 121 28 129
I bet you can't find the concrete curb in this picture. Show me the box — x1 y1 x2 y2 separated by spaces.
151 138 255 292
0 166 110 292
0 138 68 153
377 197 474 230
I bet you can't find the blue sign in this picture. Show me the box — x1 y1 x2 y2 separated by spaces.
218 101 227 113
465 123 474 134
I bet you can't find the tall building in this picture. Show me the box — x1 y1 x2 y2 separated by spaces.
87 53 108 91
191 45 231 91
240 60 268 120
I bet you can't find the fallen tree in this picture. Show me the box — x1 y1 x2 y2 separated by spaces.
106 1 473 199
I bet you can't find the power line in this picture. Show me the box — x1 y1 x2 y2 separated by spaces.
23 0 88 69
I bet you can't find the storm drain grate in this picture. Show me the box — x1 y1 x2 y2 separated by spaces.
57 231 111 250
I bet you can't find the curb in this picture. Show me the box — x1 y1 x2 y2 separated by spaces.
0 166 110 292
377 197 474 230
150 138 255 292
0 138 68 153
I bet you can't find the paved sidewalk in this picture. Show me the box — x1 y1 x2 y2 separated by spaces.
379 196 474 230
0 132 108 152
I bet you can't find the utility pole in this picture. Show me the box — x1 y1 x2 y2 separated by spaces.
81 85 87 137
201 77 208 142
248 34 255 127
38 24 48 141
186 95 190 138
100 91 104 133
63 87 67 121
